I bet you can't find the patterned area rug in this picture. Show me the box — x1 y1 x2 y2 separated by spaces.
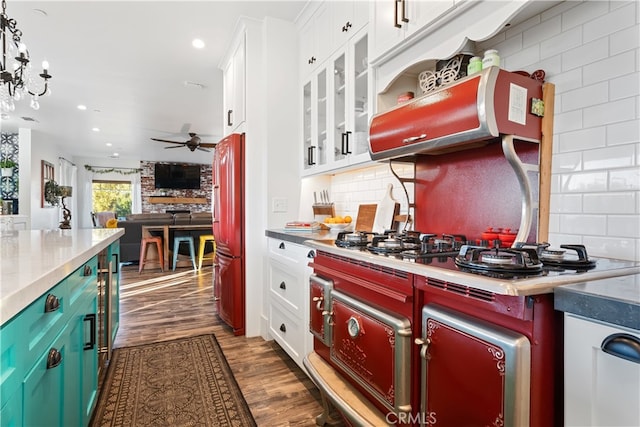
92 335 256 426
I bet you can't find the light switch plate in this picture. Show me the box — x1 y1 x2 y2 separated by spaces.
272 197 288 213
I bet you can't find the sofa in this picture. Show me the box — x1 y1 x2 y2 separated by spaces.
118 212 213 263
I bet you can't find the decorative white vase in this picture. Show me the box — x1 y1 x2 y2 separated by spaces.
1 168 12 177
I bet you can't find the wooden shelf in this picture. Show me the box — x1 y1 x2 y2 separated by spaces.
148 197 207 204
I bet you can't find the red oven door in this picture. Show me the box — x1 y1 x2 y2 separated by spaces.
309 274 333 347
330 290 412 418
418 304 531 427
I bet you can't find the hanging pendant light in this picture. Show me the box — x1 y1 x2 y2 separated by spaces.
0 0 52 114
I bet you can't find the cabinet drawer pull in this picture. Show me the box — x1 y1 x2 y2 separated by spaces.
401 0 409 23
47 348 62 369
602 333 640 364
307 250 315 258
394 0 402 28
279 281 286 290
279 323 287 333
345 131 352 154
83 264 93 276
227 109 233 126
341 21 352 32
278 242 285 250
44 294 60 313
84 314 96 350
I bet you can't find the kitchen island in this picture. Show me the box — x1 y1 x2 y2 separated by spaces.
0 228 124 427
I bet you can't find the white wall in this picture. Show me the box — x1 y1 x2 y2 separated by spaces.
477 0 639 261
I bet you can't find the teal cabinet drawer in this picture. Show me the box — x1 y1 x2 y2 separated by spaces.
0 257 97 409
23 324 68 427
0 384 23 427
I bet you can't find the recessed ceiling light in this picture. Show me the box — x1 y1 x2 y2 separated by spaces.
92 127 100 132
111 152 119 158
77 105 87 110
106 142 112 147
192 38 205 49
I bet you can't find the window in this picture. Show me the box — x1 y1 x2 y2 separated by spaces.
92 180 132 219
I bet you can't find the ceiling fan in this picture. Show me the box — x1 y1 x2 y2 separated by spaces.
151 133 217 152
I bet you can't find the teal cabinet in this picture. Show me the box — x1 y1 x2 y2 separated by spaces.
0 256 100 427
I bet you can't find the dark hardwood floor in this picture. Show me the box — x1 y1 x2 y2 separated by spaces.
114 264 327 426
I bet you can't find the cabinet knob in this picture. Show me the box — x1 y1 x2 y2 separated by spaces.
341 21 352 32
279 242 285 249
307 250 315 259
46 348 62 369
83 264 93 276
44 294 60 313
279 281 286 290
279 323 287 333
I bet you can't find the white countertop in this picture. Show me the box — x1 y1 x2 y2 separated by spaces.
0 228 124 325
305 240 640 296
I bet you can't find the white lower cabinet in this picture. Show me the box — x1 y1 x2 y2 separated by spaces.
564 314 640 426
266 238 315 370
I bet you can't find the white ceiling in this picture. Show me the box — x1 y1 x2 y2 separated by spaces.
1 0 308 163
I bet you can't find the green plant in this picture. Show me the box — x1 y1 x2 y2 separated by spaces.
44 180 60 206
0 159 16 168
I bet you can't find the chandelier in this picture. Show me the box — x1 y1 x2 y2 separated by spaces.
0 0 51 114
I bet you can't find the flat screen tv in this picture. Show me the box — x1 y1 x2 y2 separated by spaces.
154 163 201 189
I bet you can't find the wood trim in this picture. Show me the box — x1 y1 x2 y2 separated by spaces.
538 82 555 243
148 197 207 204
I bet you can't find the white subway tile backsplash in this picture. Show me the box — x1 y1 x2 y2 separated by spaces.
610 24 640 55
552 151 583 173
584 192 636 214
559 214 607 235
583 98 636 128
548 232 584 246
561 37 608 72
548 213 560 233
583 235 637 260
561 81 608 112
554 110 583 133
583 144 635 170
608 121 640 146
540 26 582 59
523 14 562 47
502 45 540 72
548 68 583 94
557 127 606 153
610 72 640 101
551 193 583 213
609 167 640 190
608 215 640 238
583 51 636 85
583 2 636 43
562 1 610 32
560 171 608 192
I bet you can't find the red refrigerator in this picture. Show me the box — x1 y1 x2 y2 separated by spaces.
212 133 245 335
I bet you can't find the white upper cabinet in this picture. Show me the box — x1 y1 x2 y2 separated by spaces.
299 2 332 77
332 0 368 51
222 32 246 134
371 0 455 61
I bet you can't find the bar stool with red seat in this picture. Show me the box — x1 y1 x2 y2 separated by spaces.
139 236 164 273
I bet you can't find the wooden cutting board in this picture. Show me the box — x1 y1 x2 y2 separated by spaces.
372 184 400 233
354 204 377 232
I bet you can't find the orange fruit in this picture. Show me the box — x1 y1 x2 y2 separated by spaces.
334 216 344 223
344 216 352 223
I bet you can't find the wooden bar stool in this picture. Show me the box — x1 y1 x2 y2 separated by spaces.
197 234 216 270
139 236 164 273
173 235 197 271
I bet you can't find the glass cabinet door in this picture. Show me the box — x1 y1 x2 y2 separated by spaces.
303 81 312 171
333 52 347 163
351 33 369 157
316 68 328 168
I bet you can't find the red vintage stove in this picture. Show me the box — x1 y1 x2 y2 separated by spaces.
302 66 640 426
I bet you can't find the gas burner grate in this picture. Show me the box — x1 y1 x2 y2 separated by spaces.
455 245 543 275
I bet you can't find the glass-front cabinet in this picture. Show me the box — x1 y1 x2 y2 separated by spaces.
302 28 369 176
302 69 329 174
